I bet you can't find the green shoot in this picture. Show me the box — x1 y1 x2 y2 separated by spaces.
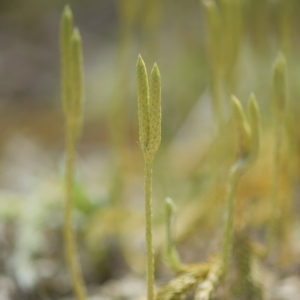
267 53 287 256
60 5 87 300
165 198 182 273
222 94 261 277
136 55 161 300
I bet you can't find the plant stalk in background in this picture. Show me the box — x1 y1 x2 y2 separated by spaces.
203 0 242 122
136 55 161 300
60 6 87 300
222 94 260 276
267 53 287 256
165 198 182 273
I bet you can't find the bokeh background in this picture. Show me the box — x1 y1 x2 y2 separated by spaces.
1 0 300 299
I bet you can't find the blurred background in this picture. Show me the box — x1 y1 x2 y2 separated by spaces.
1 0 300 299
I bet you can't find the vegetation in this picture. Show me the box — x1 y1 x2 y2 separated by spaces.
60 6 87 300
136 55 161 300
2 0 300 299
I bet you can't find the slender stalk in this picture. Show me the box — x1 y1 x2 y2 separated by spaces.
267 53 287 256
221 95 260 277
60 6 87 300
145 159 155 300
165 198 181 273
222 170 238 275
64 130 87 300
267 120 281 253
136 56 161 300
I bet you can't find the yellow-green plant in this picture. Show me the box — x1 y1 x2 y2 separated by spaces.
160 199 223 299
156 264 209 300
136 55 161 300
219 0 242 92
267 53 287 255
202 0 242 126
202 0 243 188
231 230 264 300
222 94 261 276
194 256 223 300
165 197 182 273
60 6 87 300
154 95 261 300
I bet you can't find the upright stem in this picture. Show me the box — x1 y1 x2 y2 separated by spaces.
222 170 239 275
64 129 87 300
165 198 181 273
267 122 281 254
145 159 155 300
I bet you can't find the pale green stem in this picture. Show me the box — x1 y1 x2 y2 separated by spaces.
165 200 181 273
144 158 155 300
166 213 172 252
64 128 87 300
267 122 281 254
222 169 239 275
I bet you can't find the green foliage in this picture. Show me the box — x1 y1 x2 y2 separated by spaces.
57 3 296 299
60 5 87 300
2 1 300 299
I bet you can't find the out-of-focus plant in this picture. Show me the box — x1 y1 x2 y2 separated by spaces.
165 197 182 273
231 230 264 299
222 94 260 276
267 53 288 259
203 0 242 128
202 0 243 193
155 95 261 300
60 5 87 300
